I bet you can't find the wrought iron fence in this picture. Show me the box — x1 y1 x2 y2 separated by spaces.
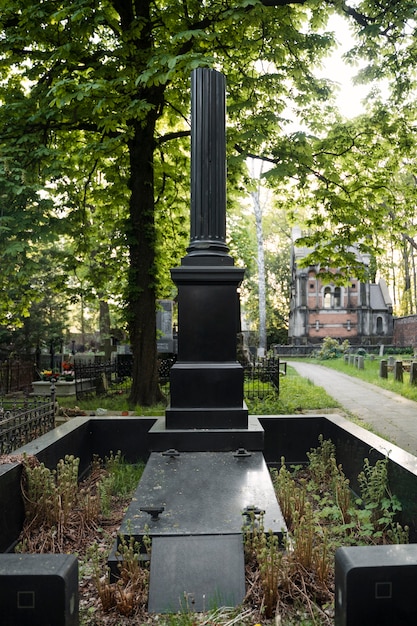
243 357 283 399
0 398 55 455
73 355 177 400
73 355 282 401
74 359 117 400
0 358 34 395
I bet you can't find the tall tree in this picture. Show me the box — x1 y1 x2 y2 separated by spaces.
3 1 414 402
1 0 339 404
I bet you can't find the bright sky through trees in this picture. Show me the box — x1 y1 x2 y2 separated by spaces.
318 14 387 118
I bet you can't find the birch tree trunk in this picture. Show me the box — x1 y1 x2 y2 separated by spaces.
250 180 267 356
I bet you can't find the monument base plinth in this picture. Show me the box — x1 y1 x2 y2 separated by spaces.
165 404 248 430
151 413 259 452
169 361 244 409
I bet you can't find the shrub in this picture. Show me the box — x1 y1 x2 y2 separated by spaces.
313 337 350 360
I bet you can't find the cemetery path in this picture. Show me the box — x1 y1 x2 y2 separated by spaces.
290 361 417 457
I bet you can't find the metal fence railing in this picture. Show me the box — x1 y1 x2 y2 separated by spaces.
0 398 56 455
0 359 35 395
74 359 119 400
73 356 177 400
72 356 284 402
243 357 284 399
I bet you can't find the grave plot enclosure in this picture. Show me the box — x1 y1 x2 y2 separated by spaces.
2 412 417 619
2 412 417 551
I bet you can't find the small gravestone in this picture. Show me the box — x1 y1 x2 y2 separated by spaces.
410 361 417 386
357 355 364 370
156 299 174 353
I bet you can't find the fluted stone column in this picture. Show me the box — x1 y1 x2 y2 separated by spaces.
186 68 229 260
166 68 247 430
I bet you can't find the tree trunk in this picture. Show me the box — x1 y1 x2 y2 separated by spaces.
99 299 111 356
402 235 412 315
127 112 164 407
251 185 267 356
80 294 86 349
99 300 111 339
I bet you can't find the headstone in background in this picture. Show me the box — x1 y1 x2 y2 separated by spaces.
156 299 174 354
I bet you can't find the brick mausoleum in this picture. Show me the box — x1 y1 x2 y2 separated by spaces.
288 230 394 346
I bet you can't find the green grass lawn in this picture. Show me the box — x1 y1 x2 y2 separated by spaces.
245 365 339 414
56 354 417 419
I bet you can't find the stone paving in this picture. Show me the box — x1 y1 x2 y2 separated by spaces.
290 361 417 457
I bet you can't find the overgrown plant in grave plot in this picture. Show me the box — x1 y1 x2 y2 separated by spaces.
15 452 145 555
243 509 282 619
266 435 409 624
6 441 410 625
17 453 101 553
87 532 150 618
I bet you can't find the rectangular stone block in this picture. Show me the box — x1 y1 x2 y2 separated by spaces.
0 554 78 626
148 535 245 613
169 362 244 408
335 545 417 625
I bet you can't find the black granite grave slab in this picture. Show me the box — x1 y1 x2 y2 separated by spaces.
117 451 286 545
148 534 245 613
0 553 78 626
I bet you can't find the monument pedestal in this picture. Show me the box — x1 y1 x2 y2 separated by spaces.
166 263 247 430
149 414 262 452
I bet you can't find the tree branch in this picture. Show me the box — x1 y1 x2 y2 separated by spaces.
260 0 306 5
259 0 372 26
234 143 278 165
157 130 190 145
339 1 374 28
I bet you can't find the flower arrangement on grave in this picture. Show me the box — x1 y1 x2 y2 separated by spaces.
40 362 75 382
61 361 75 381
40 369 60 381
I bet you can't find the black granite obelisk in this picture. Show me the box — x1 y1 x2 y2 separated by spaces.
165 68 248 430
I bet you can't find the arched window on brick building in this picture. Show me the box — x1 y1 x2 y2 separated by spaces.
323 287 332 308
